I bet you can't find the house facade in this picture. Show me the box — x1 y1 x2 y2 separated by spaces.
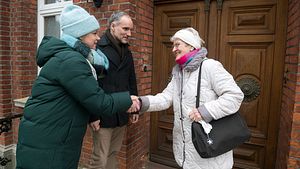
0 0 299 169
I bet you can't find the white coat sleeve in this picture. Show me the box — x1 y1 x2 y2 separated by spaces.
139 76 175 112
203 60 244 120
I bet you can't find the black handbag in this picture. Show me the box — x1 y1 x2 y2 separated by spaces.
191 60 251 158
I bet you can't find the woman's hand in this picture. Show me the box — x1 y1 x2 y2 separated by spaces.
188 108 202 122
127 95 140 113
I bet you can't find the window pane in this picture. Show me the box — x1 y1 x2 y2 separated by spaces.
45 0 57 4
44 15 60 38
45 0 71 4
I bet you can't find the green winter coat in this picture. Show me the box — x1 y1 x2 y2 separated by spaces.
16 36 132 169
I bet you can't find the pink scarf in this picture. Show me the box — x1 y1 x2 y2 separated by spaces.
176 48 200 67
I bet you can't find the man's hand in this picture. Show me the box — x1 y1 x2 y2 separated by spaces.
130 114 139 123
89 120 100 131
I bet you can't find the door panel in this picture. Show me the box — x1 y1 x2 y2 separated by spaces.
220 2 277 168
150 38 176 166
152 0 286 168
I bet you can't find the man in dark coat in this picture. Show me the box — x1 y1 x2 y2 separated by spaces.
89 12 139 169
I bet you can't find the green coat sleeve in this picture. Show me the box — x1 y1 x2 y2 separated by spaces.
58 53 132 116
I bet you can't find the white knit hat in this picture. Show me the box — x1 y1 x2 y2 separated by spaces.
60 5 100 38
170 27 204 49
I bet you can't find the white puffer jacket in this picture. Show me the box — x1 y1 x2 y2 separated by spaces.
140 48 244 169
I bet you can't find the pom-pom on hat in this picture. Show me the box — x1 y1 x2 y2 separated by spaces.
60 4 99 38
170 27 205 49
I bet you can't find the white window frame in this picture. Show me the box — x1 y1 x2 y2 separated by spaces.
37 0 73 45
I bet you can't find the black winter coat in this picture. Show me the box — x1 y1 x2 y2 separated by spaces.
94 33 138 128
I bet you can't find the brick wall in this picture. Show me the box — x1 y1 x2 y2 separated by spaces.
11 0 37 145
74 1 154 168
276 0 300 168
0 0 37 146
0 0 12 132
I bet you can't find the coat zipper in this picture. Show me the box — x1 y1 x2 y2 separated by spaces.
179 70 186 167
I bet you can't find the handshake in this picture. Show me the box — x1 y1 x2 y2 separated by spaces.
127 95 141 114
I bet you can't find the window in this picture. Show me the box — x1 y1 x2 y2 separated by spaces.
45 0 72 4
37 0 72 45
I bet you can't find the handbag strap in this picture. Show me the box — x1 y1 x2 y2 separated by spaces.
196 60 205 107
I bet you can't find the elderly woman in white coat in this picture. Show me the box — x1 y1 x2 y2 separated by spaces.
138 27 244 169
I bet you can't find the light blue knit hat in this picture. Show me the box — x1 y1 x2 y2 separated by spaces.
60 4 99 38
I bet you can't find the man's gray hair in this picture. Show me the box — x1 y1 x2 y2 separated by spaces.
108 11 130 27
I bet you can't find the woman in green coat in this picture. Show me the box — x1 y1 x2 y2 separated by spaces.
16 5 136 169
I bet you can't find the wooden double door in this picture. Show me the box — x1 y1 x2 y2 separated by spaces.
151 0 287 168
